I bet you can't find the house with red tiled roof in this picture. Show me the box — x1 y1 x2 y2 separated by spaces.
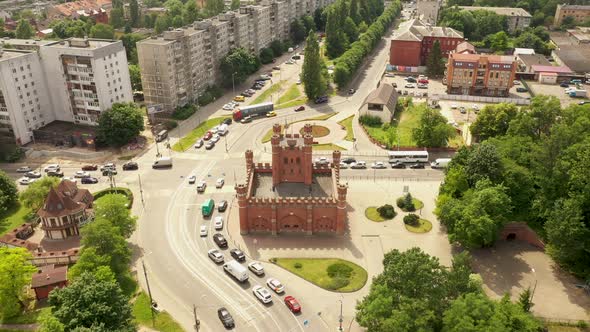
46 0 111 24
38 180 93 240
31 264 68 300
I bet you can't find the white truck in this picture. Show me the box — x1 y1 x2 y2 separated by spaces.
430 158 452 169
223 260 249 282
152 157 173 169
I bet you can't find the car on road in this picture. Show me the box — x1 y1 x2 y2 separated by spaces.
266 111 277 117
348 88 356 94
516 87 528 92
205 141 215 150
560 81 570 87
350 161 367 169
218 200 228 212
390 162 406 169
16 166 32 173
513 80 521 85
259 74 271 80
223 103 234 110
217 307 235 328
213 233 228 248
404 83 416 88
409 163 425 169
417 83 428 89
266 278 285 293
233 96 245 102
102 169 117 176
47 170 64 177
371 162 387 169
25 171 42 178
200 225 208 237
100 163 115 172
18 177 35 185
284 296 301 313
82 164 98 171
62 177 77 183
208 249 224 263
418 78 429 84
210 134 220 143
251 84 262 90
230 248 246 262
404 77 417 83
202 132 212 141
44 164 60 173
197 181 206 192
472 104 479 112
253 286 272 304
214 216 224 230
459 107 467 114
272 66 281 70
81 177 98 184
240 116 252 124
385 73 395 77
222 118 232 125
241 91 253 97
122 162 138 171
339 162 348 169
579 101 590 105
341 157 356 164
188 175 196 184
194 139 204 148
314 96 328 104
296 79 301 85
248 261 264 276
294 106 305 112
451 104 458 109
216 178 225 188
286 59 294 64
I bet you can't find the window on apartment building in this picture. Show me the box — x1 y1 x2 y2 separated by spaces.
106 74 109 78
108 82 110 87
28 101 32 105
20 66 23 71
33 116 36 120
24 84 27 88
12 69 16 74
19 95 23 99
15 78 18 82
27 64 30 69
26 119 29 123
29 73 32 78
31 82 34 86
22 75 25 80
26 92 30 97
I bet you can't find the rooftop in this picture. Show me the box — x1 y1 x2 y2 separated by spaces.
252 173 333 198
514 48 535 55
567 27 590 44
365 83 398 112
530 65 572 74
0 49 34 62
458 6 532 17
46 38 118 50
37 180 93 218
392 19 463 42
31 265 68 288
518 54 551 67
450 53 516 63
557 4 590 10
553 46 590 73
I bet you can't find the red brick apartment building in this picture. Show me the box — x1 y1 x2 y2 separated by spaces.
389 19 464 67
235 124 348 235
446 53 517 96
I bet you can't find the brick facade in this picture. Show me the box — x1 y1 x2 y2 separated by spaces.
235 123 348 235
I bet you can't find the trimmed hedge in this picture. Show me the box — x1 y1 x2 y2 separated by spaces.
333 0 402 89
93 187 134 209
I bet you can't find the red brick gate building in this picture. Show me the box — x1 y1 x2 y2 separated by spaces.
235 123 348 235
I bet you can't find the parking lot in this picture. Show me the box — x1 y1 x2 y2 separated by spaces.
527 80 590 106
382 74 447 101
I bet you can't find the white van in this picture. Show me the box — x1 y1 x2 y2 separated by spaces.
152 157 173 169
217 124 229 136
430 158 452 169
223 260 249 282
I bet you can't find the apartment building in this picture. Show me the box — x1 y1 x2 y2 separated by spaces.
554 4 590 27
446 53 517 97
0 38 132 146
271 0 290 42
458 6 531 33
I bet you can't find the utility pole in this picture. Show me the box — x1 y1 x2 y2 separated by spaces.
193 304 200 331
138 174 145 206
224 135 228 153
142 260 156 327
339 300 343 331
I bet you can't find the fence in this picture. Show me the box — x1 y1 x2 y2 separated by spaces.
431 93 531 105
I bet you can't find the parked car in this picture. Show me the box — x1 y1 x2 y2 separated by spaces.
230 248 246 262
385 73 395 77
348 88 356 94
339 162 348 169
16 166 32 173
102 169 117 176
266 278 285 293
216 178 225 188
314 96 328 104
62 177 77 183
222 103 234 110
240 116 252 124
99 163 115 171
217 307 235 328
390 162 406 169
47 170 64 177
516 87 528 92
222 118 232 125
314 157 330 165
44 164 60 172
404 83 416 88
266 111 277 117
214 216 224 230
233 96 245 102
213 233 228 248
350 161 367 169
284 296 301 313
81 177 98 184
251 84 262 90
513 80 521 85
25 171 42 178
252 286 272 304
210 134 220 143
218 200 228 212
18 177 35 185
417 83 428 89
409 163 425 169
194 139 204 148
459 107 467 114
405 77 417 83
188 175 196 184
341 157 356 164
392 82 397 88
122 162 138 171
200 225 208 237
272 66 281 70
82 164 98 171
578 101 590 105
296 79 302 85
208 249 224 263
560 81 570 88
203 131 213 140
294 106 305 112
248 261 265 276
371 162 387 169
197 181 206 192
205 141 215 150
418 78 429 84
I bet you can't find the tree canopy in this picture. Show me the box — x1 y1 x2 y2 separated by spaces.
0 170 18 214
413 106 456 147
97 103 144 147
0 247 36 319
19 176 60 211
301 30 327 100
15 19 34 39
219 48 261 88
89 23 115 39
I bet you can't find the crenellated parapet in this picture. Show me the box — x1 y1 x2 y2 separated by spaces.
246 196 338 207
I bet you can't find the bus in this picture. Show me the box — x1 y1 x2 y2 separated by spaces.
155 130 168 142
388 151 429 164
232 102 274 121
201 199 214 217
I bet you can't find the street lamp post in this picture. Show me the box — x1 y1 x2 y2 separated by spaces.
338 299 343 331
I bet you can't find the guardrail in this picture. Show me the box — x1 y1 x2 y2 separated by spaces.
431 93 531 105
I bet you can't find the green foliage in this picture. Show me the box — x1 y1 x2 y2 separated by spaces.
301 15 316 34
129 0 140 27
294 262 302 269
204 0 224 17
154 15 171 34
270 40 285 56
38 309 65 332
97 102 144 147
464 142 504 185
197 85 223 106
314 8 327 31
15 19 34 39
89 23 114 39
171 104 197 120
0 170 18 215
182 0 200 25
94 193 137 238
290 19 307 44
403 213 419 226
518 287 534 313
50 19 89 38
110 7 125 28
489 31 510 53
128 64 142 91
49 272 135 332
376 204 396 219
325 3 349 58
19 177 60 211
119 33 145 65
230 0 240 10
426 40 445 77
219 48 261 88
343 17 359 43
413 106 455 148
359 114 382 126
327 263 353 279
301 30 327 99
470 103 518 141
80 218 132 277
0 247 36 319
439 8 506 41
259 47 275 64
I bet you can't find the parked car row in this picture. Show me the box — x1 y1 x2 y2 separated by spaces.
195 119 232 150
17 162 138 185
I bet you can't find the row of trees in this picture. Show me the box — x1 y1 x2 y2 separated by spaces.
0 170 18 216
301 31 329 100
436 97 590 279
356 247 540 331
332 0 402 89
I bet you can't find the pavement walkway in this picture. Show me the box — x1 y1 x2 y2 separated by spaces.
0 324 37 330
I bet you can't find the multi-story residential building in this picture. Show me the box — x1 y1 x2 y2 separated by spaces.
554 4 590 27
458 6 531 33
271 0 290 42
416 0 440 25
389 19 463 67
0 38 132 146
445 53 517 96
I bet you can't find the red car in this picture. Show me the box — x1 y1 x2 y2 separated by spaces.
82 164 98 171
203 131 213 140
418 79 429 84
294 106 305 112
284 296 301 313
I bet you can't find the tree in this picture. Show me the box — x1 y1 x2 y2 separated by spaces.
349 0 361 24
560 15 575 29
130 0 140 27
49 272 135 332
358 21 368 33
219 48 260 88
301 15 316 34
313 8 327 31
489 31 510 53
19 176 60 211
290 19 306 44
80 218 131 277
154 15 171 34
50 19 88 38
119 33 144 65
464 142 504 185
109 7 125 29
204 0 224 17
325 4 349 58
343 17 359 43
128 64 142 91
89 23 115 39
94 193 137 238
38 310 65 332
301 30 326 100
470 103 518 141
165 0 183 17
518 287 534 313
0 18 5 37
412 106 456 147
270 40 285 56
97 103 144 147
230 0 240 10
182 0 199 25
426 40 445 77
0 248 36 319
15 19 34 39
0 170 18 214
68 247 112 281
259 47 274 64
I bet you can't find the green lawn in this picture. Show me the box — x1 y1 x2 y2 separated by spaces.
133 292 184 332
546 325 584 332
412 198 424 210
172 116 230 152
250 81 284 105
0 307 50 324
365 207 387 222
275 98 308 110
312 143 345 151
0 202 32 236
405 219 433 233
261 112 338 143
275 258 368 292
338 116 355 141
362 103 425 147
277 84 301 105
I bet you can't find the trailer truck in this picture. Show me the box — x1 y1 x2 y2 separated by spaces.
232 102 274 121
223 260 249 282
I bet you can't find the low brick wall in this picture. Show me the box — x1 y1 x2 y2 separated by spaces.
499 222 545 249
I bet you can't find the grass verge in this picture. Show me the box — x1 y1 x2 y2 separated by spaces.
0 307 50 324
172 116 230 152
405 219 432 233
251 81 284 105
274 258 368 292
133 292 184 332
362 103 425 147
338 116 355 141
278 84 301 105
0 202 32 236
276 98 308 110
312 143 345 151
365 207 389 222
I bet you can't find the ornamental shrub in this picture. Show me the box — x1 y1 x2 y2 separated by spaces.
403 213 419 226
377 204 396 219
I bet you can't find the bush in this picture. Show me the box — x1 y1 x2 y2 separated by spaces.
377 204 396 219
359 115 382 127
403 214 420 226
171 104 196 120
327 277 350 290
3 147 25 162
197 85 223 106
327 263 353 279
260 47 275 64
397 193 415 211
93 187 134 209
381 123 390 130
163 120 178 130
294 262 302 269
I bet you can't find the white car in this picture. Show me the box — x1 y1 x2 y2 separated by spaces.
18 177 35 185
199 225 208 237
194 139 204 149
188 175 196 184
314 157 330 165
451 104 458 109
216 178 225 188
296 79 302 85
286 60 294 65
24 171 42 178
211 134 220 143
222 103 234 110
252 286 273 304
44 164 60 172
214 216 224 230
404 83 416 88
385 73 395 77
472 104 479 111
248 261 265 276
350 161 367 169
74 171 90 178
513 80 521 85
266 278 284 293
62 177 77 183
371 162 387 169
339 162 348 169
197 181 207 193
208 249 224 263
16 166 32 173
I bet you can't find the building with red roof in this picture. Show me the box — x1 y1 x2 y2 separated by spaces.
31 264 68 300
445 52 517 96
